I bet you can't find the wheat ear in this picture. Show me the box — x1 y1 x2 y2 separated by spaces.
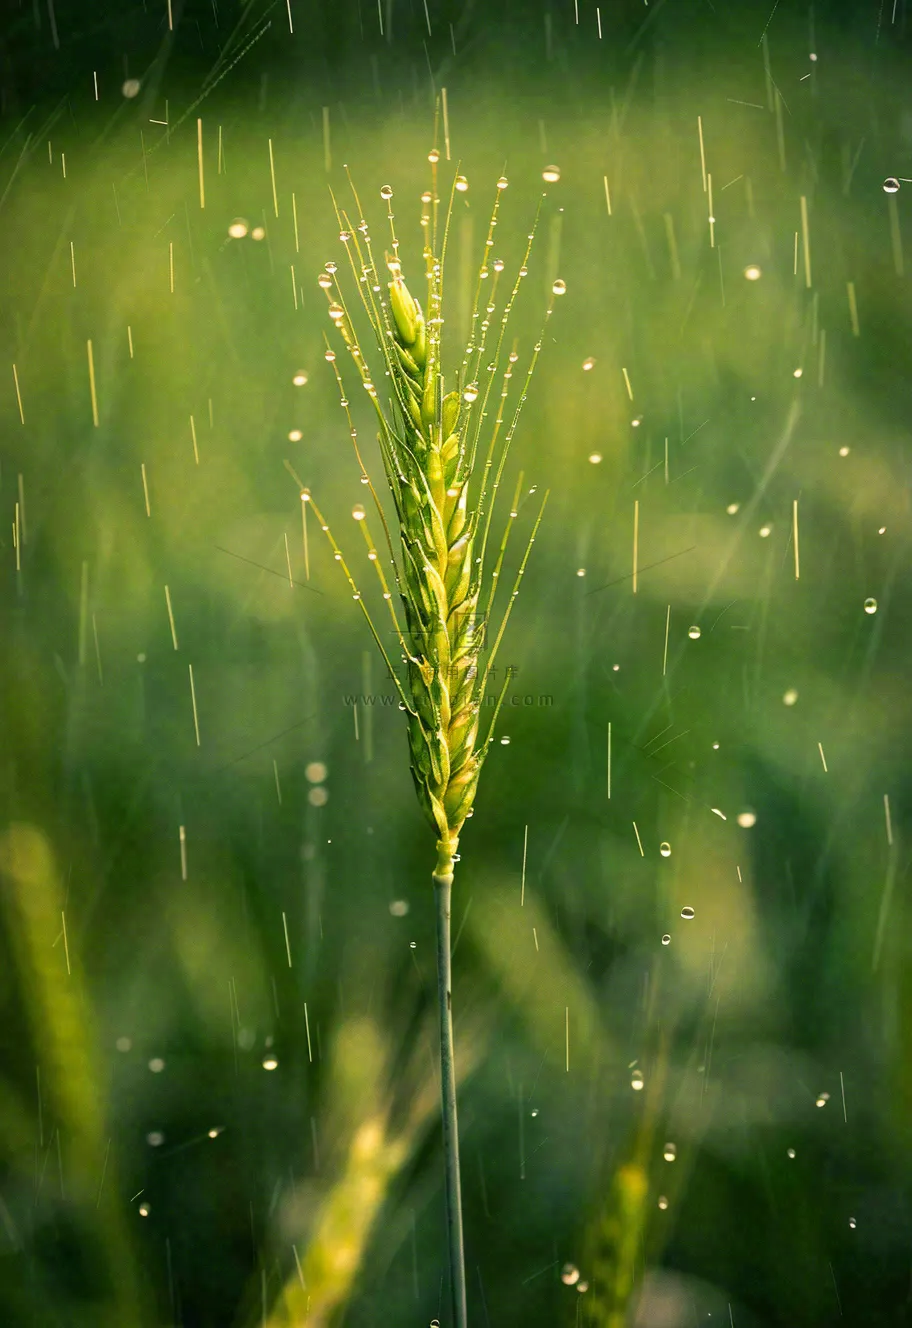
304 147 560 1326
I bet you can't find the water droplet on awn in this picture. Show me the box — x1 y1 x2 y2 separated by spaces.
379 184 393 199
884 177 901 193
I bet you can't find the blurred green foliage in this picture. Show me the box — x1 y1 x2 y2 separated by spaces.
1 2 911 1325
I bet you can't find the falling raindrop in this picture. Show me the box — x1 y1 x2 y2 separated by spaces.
816 1091 829 1107
681 906 695 920
631 1069 645 1091
743 265 762 280
293 370 309 386
663 1142 677 1162
588 453 602 464
288 429 302 443
783 688 798 706
138 1202 151 1217
659 842 672 857
688 625 701 640
863 597 878 615
849 1217 857 1229
262 1056 279 1071
500 736 511 745
582 357 595 371
787 1148 796 1159
658 1195 669 1210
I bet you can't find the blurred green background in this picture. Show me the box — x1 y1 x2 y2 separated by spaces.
1 1 911 1324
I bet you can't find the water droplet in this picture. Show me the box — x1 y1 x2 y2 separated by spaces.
552 277 567 295
146 1131 165 1147
328 302 344 322
759 525 772 538
659 842 672 857
500 736 510 745
661 934 671 946
339 230 352 243
688 625 701 640
657 1195 669 1210
351 504 366 521
427 148 440 164
288 429 302 443
680 906 695 920
122 78 142 98
317 272 333 289
663 1142 677 1162
138 1201 151 1217
884 177 901 194
227 218 249 239
324 349 336 362
737 809 757 828
518 265 528 277
815 1091 829 1107
301 489 312 503
530 1108 539 1117
409 940 417 949
293 370 309 386
576 568 586 578
588 452 602 464
631 1069 645 1091
308 787 329 807
262 1055 279 1071
787 1147 796 1158
455 174 469 192
492 258 504 272
743 264 762 280
148 1057 165 1073
542 164 561 183
863 597 877 614
849 1217 857 1229
251 226 265 241
116 1036 132 1052
726 502 740 515
463 384 479 402
496 176 509 190
380 184 393 199
561 1263 580 1286
783 688 798 706
577 1281 589 1293
389 899 409 917
208 1127 223 1138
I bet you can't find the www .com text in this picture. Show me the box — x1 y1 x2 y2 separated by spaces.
343 692 554 708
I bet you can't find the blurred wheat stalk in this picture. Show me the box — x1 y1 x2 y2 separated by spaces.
297 125 560 1325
